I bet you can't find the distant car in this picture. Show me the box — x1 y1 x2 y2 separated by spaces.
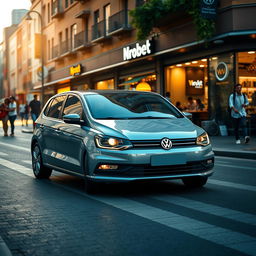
31 90 214 193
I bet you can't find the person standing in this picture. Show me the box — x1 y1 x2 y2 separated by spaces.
29 95 41 129
0 98 10 136
229 83 250 144
186 97 197 111
8 96 17 136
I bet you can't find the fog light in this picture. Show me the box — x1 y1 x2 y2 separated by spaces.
207 159 213 164
98 165 118 170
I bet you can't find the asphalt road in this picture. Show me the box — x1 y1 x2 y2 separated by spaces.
0 129 256 256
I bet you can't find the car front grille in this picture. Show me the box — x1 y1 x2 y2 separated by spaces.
131 138 196 149
95 159 214 178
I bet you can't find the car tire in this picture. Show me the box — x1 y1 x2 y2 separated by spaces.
32 143 52 179
182 176 208 188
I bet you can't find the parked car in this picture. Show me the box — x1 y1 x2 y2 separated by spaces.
31 90 214 193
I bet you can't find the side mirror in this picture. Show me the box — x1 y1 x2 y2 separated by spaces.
182 112 192 120
63 114 82 124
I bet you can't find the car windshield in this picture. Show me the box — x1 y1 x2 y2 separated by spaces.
84 92 183 120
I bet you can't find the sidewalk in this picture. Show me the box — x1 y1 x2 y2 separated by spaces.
210 135 256 160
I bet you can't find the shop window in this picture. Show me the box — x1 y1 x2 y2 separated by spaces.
119 74 156 91
238 51 256 111
95 79 114 90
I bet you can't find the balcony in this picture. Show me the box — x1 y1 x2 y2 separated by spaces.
60 40 69 56
52 45 59 60
91 20 111 43
52 0 64 18
108 10 132 36
74 30 92 49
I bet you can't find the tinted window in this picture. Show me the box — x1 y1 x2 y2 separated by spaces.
62 95 83 117
47 96 66 119
84 93 183 119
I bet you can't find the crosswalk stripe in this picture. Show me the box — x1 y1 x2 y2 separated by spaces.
209 179 256 192
1 158 256 255
0 142 30 152
92 195 256 256
0 158 34 177
22 160 32 165
152 195 256 225
215 163 256 171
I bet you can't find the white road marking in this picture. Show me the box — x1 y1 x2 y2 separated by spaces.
0 158 34 177
92 195 256 256
0 142 30 152
209 179 256 192
22 160 32 165
1 159 256 255
0 152 8 156
215 163 256 171
152 195 256 225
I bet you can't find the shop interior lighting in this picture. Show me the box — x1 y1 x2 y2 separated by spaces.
176 64 182 67
201 59 207 62
212 57 218 60
192 61 198 64
248 51 255 54
185 62 191 65
200 65 204 67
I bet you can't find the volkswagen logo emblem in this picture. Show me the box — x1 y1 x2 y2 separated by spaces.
161 138 172 150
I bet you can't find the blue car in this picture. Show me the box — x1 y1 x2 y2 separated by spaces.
31 90 214 193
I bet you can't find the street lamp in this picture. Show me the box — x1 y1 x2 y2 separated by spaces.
26 10 45 106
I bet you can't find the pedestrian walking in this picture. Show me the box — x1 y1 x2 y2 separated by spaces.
8 96 17 136
29 95 41 129
0 98 10 136
229 83 250 144
19 101 29 126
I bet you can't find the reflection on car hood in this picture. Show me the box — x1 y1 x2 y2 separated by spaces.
93 118 199 140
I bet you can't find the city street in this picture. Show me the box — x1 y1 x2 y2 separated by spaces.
0 127 255 256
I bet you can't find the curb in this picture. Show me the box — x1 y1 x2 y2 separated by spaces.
0 236 12 256
213 149 256 160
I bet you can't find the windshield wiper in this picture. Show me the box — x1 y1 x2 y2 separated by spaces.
127 116 172 119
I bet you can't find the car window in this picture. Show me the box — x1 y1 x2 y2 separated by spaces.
43 100 52 116
62 95 83 118
84 93 183 119
47 96 66 119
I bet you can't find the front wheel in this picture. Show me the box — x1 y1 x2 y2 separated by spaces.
182 176 208 188
32 143 52 179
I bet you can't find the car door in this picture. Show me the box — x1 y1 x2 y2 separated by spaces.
40 95 66 167
53 94 87 174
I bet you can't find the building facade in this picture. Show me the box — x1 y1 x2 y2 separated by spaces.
5 0 256 131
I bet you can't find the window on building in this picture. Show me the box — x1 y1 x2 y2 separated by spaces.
65 0 69 8
94 10 100 24
70 0 74 4
71 24 77 50
48 40 51 60
104 4 111 34
47 3 50 23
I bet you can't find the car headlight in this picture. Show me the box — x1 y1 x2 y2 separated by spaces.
196 132 210 146
95 135 132 150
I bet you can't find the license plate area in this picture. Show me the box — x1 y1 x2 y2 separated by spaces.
151 154 186 166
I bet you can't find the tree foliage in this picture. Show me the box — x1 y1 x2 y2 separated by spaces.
130 0 216 41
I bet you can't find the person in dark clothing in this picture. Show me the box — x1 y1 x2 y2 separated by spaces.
29 95 41 129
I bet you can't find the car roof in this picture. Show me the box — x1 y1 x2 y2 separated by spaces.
57 90 159 97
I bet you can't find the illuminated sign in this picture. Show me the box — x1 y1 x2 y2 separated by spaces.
70 64 82 76
215 62 229 81
200 0 218 19
123 40 154 61
188 80 203 89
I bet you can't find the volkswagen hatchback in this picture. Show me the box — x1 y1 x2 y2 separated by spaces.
31 91 214 192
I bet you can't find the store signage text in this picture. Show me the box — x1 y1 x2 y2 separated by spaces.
123 40 153 61
70 64 82 76
188 80 203 89
215 62 229 81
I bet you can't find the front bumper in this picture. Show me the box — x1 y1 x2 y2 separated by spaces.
87 145 215 182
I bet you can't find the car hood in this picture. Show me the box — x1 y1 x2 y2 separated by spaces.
92 118 201 140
